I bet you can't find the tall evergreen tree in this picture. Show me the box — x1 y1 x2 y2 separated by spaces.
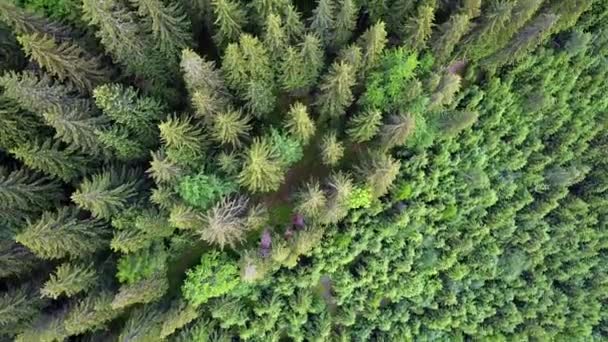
63 291 120 336
0 285 44 329
238 138 284 193
284 102 316 143
0 96 42 150
357 21 388 73
43 102 108 154
17 33 108 92
332 0 358 49
311 0 334 45
112 275 168 309
10 140 88 181
71 168 143 219
356 153 400 198
211 0 248 48
0 167 62 214
431 13 471 65
402 4 435 50
132 0 191 58
210 109 251 148
41 262 98 299
283 4 305 42
199 196 251 249
316 61 356 119
263 13 287 60
347 109 383 143
379 113 416 150
15 207 108 259
320 132 345 166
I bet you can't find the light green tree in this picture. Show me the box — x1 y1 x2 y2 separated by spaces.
347 109 383 143
41 262 98 299
311 0 334 45
321 132 345 166
284 102 316 143
211 0 247 48
211 109 251 147
332 0 358 49
10 139 87 181
238 138 284 193
316 61 356 119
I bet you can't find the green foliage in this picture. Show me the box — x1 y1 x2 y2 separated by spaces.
320 131 345 166
347 109 383 143
267 128 304 168
159 301 200 339
182 251 240 307
17 33 108 91
238 137 285 193
296 180 327 219
198 196 252 248
177 172 237 209
284 102 316 143
0 167 62 213
0 285 43 328
210 109 251 147
10 139 87 181
347 186 372 209
310 0 334 45
211 0 247 48
41 262 97 299
71 168 142 219
332 0 358 49
15 207 107 259
316 61 356 119
111 274 168 309
116 244 167 284
63 291 119 336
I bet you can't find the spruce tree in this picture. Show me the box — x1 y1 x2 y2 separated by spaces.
0 285 43 328
10 139 87 181
356 153 400 198
63 291 120 336
283 4 305 42
0 70 83 114
211 0 247 48
199 196 251 249
160 301 200 339
432 13 471 65
94 83 166 143
379 113 416 150
82 0 168 87
358 21 388 73
295 180 327 219
17 33 108 91
263 13 287 60
222 34 274 99
97 126 149 161
147 150 183 184
158 115 206 163
15 207 108 259
41 262 98 299
279 46 308 93
71 168 143 219
0 240 39 278
0 0 65 36
299 33 325 91
316 61 356 119
347 109 383 143
238 138 284 193
320 132 345 166
402 4 435 50
132 0 191 58
111 275 169 309
310 0 334 45
332 0 358 49
0 96 42 150
250 0 288 25
0 167 62 213
43 102 108 154
284 102 316 143
211 109 251 148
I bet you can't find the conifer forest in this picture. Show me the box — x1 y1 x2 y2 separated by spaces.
1 0 608 340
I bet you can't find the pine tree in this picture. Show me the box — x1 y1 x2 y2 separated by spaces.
402 4 435 50
169 204 205 230
295 180 327 219
0 96 42 150
238 138 284 193
0 285 43 328
147 150 183 184
347 109 383 143
94 83 166 143
358 21 388 73
320 132 345 166
279 46 308 93
283 4 305 42
356 153 400 198
300 33 325 91
332 0 358 49
337 43 363 73
0 240 39 278
0 70 83 114
244 79 277 116
0 167 62 213
432 13 471 65
211 0 247 48
43 102 108 154
0 0 66 36
284 102 316 143
429 73 462 110
71 168 142 219
159 115 206 162
379 113 416 150
17 33 108 92
311 0 334 45
15 207 108 259
97 126 148 161
41 262 98 299
438 110 479 136
112 275 169 309
316 61 356 119
63 291 120 336
250 0 288 25
82 0 168 87
118 304 163 341
10 139 87 181
222 34 274 98
263 13 287 60
180 49 230 118
132 0 191 58
211 109 251 148
160 301 200 339
199 196 250 249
